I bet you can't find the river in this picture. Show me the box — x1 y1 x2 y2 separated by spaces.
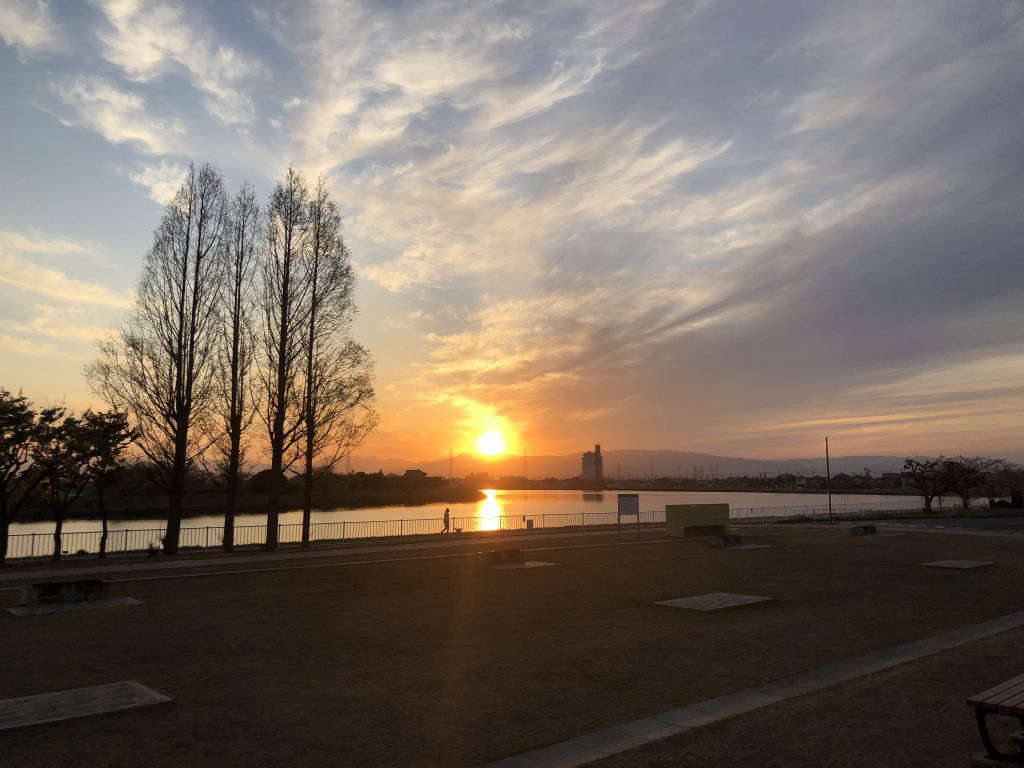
9 489 923 537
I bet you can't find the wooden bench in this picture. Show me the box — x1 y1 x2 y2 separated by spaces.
968 673 1024 761
21 579 107 606
483 549 524 565
850 524 877 536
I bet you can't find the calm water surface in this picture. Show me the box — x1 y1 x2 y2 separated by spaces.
10 489 918 535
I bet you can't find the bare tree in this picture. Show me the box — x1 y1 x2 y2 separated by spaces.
214 183 260 552
943 456 1003 512
88 163 227 555
258 166 310 550
298 178 378 547
0 390 63 565
902 457 948 513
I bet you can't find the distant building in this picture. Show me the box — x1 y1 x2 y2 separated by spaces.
582 444 604 482
402 469 428 480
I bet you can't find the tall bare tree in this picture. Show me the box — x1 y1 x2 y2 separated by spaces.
88 163 227 554
258 166 310 550
298 179 377 547
0 390 63 565
215 183 260 552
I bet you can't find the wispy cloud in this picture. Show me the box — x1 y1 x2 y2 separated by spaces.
0 0 59 58
51 75 185 154
0 250 130 309
94 0 260 124
127 160 188 204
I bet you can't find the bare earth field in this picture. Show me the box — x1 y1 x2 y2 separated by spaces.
1 524 1023 767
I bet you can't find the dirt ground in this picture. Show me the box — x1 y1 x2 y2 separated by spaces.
1 524 1022 767
591 626 1024 768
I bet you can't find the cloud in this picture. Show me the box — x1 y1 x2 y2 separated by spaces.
0 229 95 255
51 75 185 154
94 0 259 124
128 160 188 204
0 250 131 309
0 0 59 57
0 334 59 358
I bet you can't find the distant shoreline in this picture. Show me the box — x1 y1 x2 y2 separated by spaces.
17 486 487 523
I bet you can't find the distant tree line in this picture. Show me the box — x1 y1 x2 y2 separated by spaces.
0 163 377 565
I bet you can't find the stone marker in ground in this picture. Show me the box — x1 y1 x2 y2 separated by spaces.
493 561 558 570
655 593 774 611
0 681 171 730
7 597 142 616
922 560 995 569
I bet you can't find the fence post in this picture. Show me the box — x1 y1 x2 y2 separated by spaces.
205 526 210 550
31 533 36 558
400 519 404 536
342 520 346 540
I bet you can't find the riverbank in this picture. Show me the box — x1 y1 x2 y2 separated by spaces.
3 525 1024 767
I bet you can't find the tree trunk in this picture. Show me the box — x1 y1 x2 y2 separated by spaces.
302 465 313 548
0 505 8 567
266 450 282 551
923 494 933 513
166 490 183 555
53 514 63 561
97 485 108 558
224 421 240 552
223 481 237 553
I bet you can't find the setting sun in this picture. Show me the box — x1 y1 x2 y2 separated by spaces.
475 430 506 456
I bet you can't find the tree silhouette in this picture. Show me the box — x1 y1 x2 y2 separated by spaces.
0 390 63 565
89 163 227 555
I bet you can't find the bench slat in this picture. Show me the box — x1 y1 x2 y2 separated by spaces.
989 684 1024 708
992 688 1024 714
969 673 1024 706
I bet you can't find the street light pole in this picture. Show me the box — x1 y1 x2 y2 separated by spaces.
825 435 833 522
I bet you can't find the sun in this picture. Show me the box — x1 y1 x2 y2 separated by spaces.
475 429 506 456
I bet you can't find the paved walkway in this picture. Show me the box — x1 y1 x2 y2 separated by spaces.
480 610 1024 768
0 527 688 585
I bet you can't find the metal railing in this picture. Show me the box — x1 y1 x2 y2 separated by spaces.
2 498 995 561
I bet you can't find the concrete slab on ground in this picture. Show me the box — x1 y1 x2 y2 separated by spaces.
6 597 141 616
655 593 774 611
923 560 996 570
493 561 558 570
0 681 170 730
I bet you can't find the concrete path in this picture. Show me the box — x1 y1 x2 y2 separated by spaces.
480 610 1024 768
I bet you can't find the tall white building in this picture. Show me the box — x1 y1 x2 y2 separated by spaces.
581 444 603 482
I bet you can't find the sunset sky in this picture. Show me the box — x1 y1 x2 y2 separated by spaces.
1 0 1022 464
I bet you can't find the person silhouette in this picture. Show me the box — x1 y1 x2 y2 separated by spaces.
443 507 450 534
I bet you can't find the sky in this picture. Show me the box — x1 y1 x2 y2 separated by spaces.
1 0 1022 465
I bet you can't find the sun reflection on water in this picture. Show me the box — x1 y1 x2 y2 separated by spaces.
477 489 502 530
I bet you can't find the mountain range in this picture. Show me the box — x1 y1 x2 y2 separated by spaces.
346 449 914 479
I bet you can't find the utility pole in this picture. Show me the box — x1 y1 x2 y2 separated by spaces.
825 435 833 522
